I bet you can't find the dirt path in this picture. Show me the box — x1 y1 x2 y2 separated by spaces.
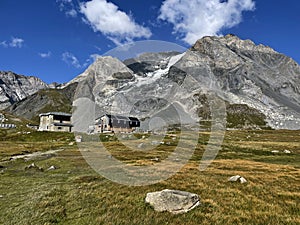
8 148 65 161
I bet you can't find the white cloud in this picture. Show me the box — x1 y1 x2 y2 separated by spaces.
89 54 101 61
62 52 102 68
0 41 8 47
57 0 78 17
0 37 25 48
66 9 77 17
62 52 81 68
83 54 101 67
158 0 255 44
10 37 24 48
39 52 51 58
80 0 152 45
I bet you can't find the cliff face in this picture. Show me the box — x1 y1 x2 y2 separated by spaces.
188 34 300 129
0 71 48 109
71 35 300 129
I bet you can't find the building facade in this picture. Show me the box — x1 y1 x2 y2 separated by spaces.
39 112 72 132
95 114 140 133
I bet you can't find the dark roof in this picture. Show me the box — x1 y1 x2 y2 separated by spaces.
128 117 139 122
97 114 139 122
53 123 73 127
39 112 72 117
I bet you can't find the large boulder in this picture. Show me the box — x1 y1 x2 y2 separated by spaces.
145 189 200 214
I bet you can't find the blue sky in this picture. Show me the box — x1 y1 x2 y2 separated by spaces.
0 0 299 84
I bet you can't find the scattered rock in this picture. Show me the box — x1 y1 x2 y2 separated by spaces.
25 163 43 172
151 157 160 162
68 142 75 146
145 189 200 214
228 175 247 183
271 150 280 154
239 177 247 184
47 165 57 171
283 150 291 154
75 135 82 142
0 195 3 198
137 143 145 149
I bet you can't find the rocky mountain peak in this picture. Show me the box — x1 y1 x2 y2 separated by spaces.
67 56 133 87
0 71 48 110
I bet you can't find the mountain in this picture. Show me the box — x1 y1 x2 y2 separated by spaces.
0 71 48 110
7 35 300 129
190 34 300 129
7 83 77 123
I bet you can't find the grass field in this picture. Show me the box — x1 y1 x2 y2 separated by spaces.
0 129 299 225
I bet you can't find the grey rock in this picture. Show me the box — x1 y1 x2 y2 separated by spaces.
190 34 300 129
137 143 145 149
239 177 247 184
271 150 280 154
25 163 43 172
228 175 247 183
47 165 57 171
0 71 48 109
145 189 200 214
124 51 181 76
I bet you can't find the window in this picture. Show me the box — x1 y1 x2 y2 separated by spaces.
58 127 62 130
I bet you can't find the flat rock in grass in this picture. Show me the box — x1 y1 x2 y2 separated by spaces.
271 150 280 154
25 163 43 172
145 189 200 214
47 165 57 171
228 175 247 183
283 150 291 154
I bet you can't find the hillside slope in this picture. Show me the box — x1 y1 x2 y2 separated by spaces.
7 83 77 123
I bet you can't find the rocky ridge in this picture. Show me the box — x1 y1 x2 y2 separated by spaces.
0 71 48 110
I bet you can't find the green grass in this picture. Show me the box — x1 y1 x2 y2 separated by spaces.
0 130 299 224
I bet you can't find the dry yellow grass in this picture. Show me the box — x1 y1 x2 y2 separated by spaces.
0 129 299 224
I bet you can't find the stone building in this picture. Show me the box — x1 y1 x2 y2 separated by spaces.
95 114 140 133
39 112 72 132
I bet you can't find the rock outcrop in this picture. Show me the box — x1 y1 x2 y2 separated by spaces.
0 71 48 109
